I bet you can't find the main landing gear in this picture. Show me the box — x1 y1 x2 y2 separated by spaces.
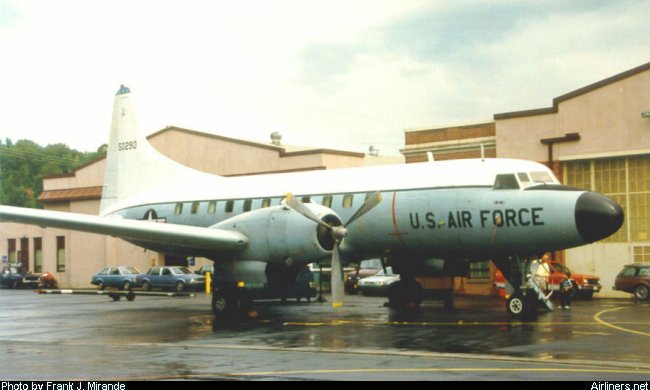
211 286 252 319
387 279 423 309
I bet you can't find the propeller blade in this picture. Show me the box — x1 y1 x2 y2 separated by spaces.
284 193 331 230
330 245 344 308
344 191 382 227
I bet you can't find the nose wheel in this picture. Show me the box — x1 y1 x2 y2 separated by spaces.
506 291 538 320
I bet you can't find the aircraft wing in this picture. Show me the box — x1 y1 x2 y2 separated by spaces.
0 205 249 254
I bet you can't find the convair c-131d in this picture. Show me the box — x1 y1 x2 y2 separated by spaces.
0 86 624 319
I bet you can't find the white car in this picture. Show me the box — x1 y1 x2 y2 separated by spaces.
358 267 400 296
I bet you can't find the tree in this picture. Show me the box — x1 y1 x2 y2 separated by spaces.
0 138 105 208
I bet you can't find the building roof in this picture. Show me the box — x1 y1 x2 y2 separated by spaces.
494 61 650 120
38 186 103 203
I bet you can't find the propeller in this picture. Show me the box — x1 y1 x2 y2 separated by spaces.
285 192 382 307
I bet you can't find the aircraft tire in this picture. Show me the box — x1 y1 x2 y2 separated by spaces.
388 280 423 309
506 292 537 320
212 288 253 318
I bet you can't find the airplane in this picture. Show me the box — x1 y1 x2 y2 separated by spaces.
0 85 624 319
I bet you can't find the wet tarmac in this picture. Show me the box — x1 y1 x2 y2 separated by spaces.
0 289 648 380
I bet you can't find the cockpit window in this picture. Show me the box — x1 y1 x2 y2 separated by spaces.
493 174 520 190
530 171 554 184
517 172 530 183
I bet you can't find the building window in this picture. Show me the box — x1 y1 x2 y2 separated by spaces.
7 239 16 263
633 246 650 264
322 195 333 208
565 156 650 243
34 238 42 273
342 194 354 208
191 201 200 214
56 236 65 272
207 201 217 214
469 261 490 281
174 203 183 215
243 199 252 212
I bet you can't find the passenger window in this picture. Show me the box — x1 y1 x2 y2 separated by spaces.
150 267 160 275
162 268 171 276
207 201 217 214
622 267 637 277
191 201 200 214
243 199 252 212
111 268 119 275
342 194 354 208
301 196 311 203
493 174 519 190
261 198 271 208
322 195 333 208
639 268 650 277
225 200 234 213
174 203 183 215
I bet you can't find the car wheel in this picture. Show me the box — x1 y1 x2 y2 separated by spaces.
121 280 132 291
634 284 649 301
141 281 151 291
97 281 105 291
126 292 136 302
175 281 185 292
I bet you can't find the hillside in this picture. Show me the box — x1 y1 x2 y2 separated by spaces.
0 139 106 208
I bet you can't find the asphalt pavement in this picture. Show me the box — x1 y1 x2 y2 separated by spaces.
0 288 648 380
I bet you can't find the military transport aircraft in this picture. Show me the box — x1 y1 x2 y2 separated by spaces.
0 86 624 319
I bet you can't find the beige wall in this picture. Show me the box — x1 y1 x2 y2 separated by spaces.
44 159 105 191
496 68 650 161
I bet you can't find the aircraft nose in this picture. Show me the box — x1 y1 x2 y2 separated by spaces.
575 192 624 243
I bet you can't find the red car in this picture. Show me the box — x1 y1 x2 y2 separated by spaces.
495 260 601 299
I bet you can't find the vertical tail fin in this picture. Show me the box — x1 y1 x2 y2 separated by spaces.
99 85 208 215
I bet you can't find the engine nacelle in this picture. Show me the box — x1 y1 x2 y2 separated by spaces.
212 203 340 264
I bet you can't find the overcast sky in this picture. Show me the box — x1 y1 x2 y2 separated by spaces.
1 0 648 155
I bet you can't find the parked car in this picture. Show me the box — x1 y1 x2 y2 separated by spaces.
345 258 383 294
91 266 141 290
495 259 602 299
137 266 205 292
0 264 41 289
358 267 400 296
614 263 650 301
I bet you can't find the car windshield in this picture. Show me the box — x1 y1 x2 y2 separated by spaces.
375 267 395 276
552 262 571 274
171 267 193 275
359 259 383 269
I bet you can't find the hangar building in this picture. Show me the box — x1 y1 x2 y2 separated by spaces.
0 125 402 288
401 62 650 297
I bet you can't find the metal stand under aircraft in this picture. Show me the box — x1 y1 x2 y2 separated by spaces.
493 256 554 319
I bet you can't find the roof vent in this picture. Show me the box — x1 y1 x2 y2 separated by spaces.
368 145 379 157
270 132 282 146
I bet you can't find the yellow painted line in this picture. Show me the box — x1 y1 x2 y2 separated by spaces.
282 319 650 327
230 367 650 377
594 306 650 337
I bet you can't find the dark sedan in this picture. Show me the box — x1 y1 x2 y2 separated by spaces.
91 266 141 290
614 263 650 301
0 264 41 289
137 266 205 292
